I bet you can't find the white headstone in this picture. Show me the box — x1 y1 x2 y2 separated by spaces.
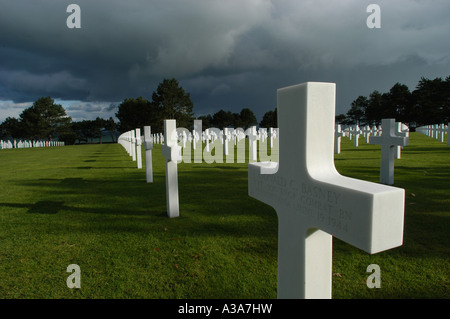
144 126 153 183
205 129 210 153
224 127 230 156
269 128 275 149
193 120 202 162
437 123 445 143
394 122 407 159
130 130 136 161
351 125 362 147
370 119 408 185
161 120 181 218
362 125 371 143
248 126 258 162
135 128 142 169
447 123 450 146
248 82 405 299
334 124 344 154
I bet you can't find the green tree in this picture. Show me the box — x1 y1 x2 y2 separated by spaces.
71 121 90 144
0 117 23 139
364 91 385 126
151 78 194 130
93 117 106 144
211 109 235 128
19 96 71 140
384 83 412 123
104 117 118 142
346 96 368 125
115 96 156 132
197 114 213 129
57 122 78 145
259 108 277 128
239 108 258 129
412 77 449 125
335 114 347 125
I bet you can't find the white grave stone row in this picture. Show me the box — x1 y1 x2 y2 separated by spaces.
118 128 154 182
151 133 165 144
416 123 449 145
334 123 409 155
0 139 65 150
334 125 382 153
148 125 279 163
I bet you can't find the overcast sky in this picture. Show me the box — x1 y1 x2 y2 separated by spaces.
1 0 449 124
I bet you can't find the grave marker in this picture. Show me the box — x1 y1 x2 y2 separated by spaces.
193 120 202 163
351 125 362 147
161 120 181 218
248 82 405 299
131 130 136 162
370 119 408 185
334 124 344 154
362 125 372 143
448 123 450 146
394 122 407 159
248 126 258 162
144 126 153 183
135 128 143 169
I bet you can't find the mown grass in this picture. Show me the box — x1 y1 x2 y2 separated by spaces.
0 132 448 299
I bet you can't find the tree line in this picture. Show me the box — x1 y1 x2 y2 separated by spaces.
2 75 446 143
116 78 272 133
0 78 271 144
337 76 450 128
0 96 118 145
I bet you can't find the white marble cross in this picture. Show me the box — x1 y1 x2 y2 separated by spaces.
448 123 450 146
437 124 446 143
334 124 344 154
248 82 405 299
394 122 407 159
193 120 202 163
351 125 362 147
144 126 153 183
224 127 230 156
362 125 372 143
269 128 275 149
135 128 143 169
370 119 408 185
248 125 258 162
131 130 136 162
161 120 181 218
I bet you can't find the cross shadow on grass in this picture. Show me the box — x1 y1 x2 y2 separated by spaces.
0 201 64 214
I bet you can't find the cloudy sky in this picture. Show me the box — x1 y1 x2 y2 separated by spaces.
1 0 449 124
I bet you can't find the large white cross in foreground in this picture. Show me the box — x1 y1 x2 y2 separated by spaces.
248 82 405 299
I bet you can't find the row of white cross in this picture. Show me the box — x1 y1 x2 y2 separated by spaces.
121 119 409 188
0 139 65 150
150 126 279 149
335 122 409 151
116 82 407 299
335 121 410 185
416 123 450 145
118 124 280 165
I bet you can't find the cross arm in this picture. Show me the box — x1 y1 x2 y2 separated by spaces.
249 161 405 255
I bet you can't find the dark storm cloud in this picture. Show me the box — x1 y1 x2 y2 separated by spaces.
0 0 449 122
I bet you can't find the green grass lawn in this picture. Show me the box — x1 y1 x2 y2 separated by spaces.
0 132 448 299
